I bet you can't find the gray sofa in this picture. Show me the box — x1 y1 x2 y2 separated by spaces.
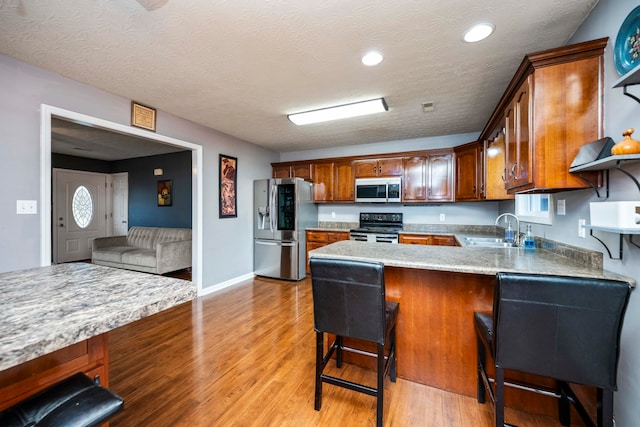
92 226 192 275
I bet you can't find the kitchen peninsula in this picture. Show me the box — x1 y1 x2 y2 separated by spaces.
0 263 196 410
309 240 633 416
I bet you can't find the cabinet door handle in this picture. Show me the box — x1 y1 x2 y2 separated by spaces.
510 163 518 179
501 169 507 183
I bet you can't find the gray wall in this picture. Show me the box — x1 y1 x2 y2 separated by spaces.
0 54 278 289
556 1 640 424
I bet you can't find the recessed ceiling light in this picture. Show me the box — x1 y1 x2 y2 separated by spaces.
362 51 383 66
463 23 495 43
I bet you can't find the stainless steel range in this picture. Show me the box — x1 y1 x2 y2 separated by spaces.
350 212 403 244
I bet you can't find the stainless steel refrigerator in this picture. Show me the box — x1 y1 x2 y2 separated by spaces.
254 178 318 280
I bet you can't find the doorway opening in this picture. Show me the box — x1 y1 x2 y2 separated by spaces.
40 104 203 294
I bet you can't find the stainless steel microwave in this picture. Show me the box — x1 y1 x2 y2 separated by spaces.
355 177 402 203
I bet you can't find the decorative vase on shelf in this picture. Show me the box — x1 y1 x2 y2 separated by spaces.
611 128 640 155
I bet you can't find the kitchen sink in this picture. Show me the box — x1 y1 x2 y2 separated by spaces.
463 236 515 248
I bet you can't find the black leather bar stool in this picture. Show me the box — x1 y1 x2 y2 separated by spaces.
310 257 399 427
0 372 124 427
475 272 631 427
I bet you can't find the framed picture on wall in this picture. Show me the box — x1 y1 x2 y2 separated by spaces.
157 180 172 206
219 154 237 218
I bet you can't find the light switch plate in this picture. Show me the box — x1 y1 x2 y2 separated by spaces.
557 199 566 215
17 200 37 214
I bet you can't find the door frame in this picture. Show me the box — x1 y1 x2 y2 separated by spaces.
40 104 203 294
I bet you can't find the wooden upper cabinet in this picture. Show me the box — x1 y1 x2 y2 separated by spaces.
311 162 334 202
484 127 513 200
403 151 454 203
491 37 607 193
504 76 532 191
353 157 403 178
454 142 482 201
333 161 354 202
272 164 291 178
403 156 427 201
272 162 312 180
311 161 354 202
292 163 312 180
426 151 453 202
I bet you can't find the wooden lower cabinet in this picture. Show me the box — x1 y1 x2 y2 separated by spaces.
0 334 108 411
306 230 349 273
399 234 459 246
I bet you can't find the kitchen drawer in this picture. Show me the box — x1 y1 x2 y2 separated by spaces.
307 231 329 243
327 232 349 243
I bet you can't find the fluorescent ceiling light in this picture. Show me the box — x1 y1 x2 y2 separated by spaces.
288 98 388 125
463 23 495 43
362 51 383 66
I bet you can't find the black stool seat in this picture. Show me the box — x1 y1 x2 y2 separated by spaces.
475 272 631 427
0 372 124 427
310 257 399 427
474 311 493 353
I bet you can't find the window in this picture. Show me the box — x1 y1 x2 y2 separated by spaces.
72 185 93 228
515 194 553 225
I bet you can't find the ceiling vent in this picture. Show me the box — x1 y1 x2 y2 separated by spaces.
421 102 435 113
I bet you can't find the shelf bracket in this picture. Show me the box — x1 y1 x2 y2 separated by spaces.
575 169 608 199
623 85 640 104
589 228 623 260
614 160 640 193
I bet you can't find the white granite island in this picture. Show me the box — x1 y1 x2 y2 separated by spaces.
0 263 196 410
309 240 633 419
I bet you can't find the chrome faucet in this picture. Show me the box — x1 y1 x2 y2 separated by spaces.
495 213 520 245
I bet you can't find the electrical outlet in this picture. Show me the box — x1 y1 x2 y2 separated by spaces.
578 219 586 238
331 211 336 219
557 199 566 215
439 213 445 222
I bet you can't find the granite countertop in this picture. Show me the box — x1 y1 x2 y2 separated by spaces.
309 240 634 286
0 263 197 371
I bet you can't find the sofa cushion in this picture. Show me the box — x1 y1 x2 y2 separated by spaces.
92 246 136 263
126 227 191 250
121 248 157 268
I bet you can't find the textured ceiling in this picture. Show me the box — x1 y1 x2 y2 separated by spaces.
0 0 599 154
51 118 185 161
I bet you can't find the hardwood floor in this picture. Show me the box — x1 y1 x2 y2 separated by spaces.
107 276 579 426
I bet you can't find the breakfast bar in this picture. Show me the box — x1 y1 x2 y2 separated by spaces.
309 240 634 418
0 262 196 410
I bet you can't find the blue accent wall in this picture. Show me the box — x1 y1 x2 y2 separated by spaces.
52 153 113 173
113 151 192 228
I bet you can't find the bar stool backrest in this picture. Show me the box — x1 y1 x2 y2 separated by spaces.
310 258 387 344
494 272 631 390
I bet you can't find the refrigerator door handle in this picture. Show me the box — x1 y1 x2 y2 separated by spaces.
269 184 277 233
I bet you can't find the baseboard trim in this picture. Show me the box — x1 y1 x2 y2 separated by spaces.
199 272 255 297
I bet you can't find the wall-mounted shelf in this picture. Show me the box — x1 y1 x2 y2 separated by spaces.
569 154 640 198
584 225 640 260
613 63 640 103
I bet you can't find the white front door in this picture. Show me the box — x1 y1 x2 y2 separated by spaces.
112 172 129 236
53 169 107 263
